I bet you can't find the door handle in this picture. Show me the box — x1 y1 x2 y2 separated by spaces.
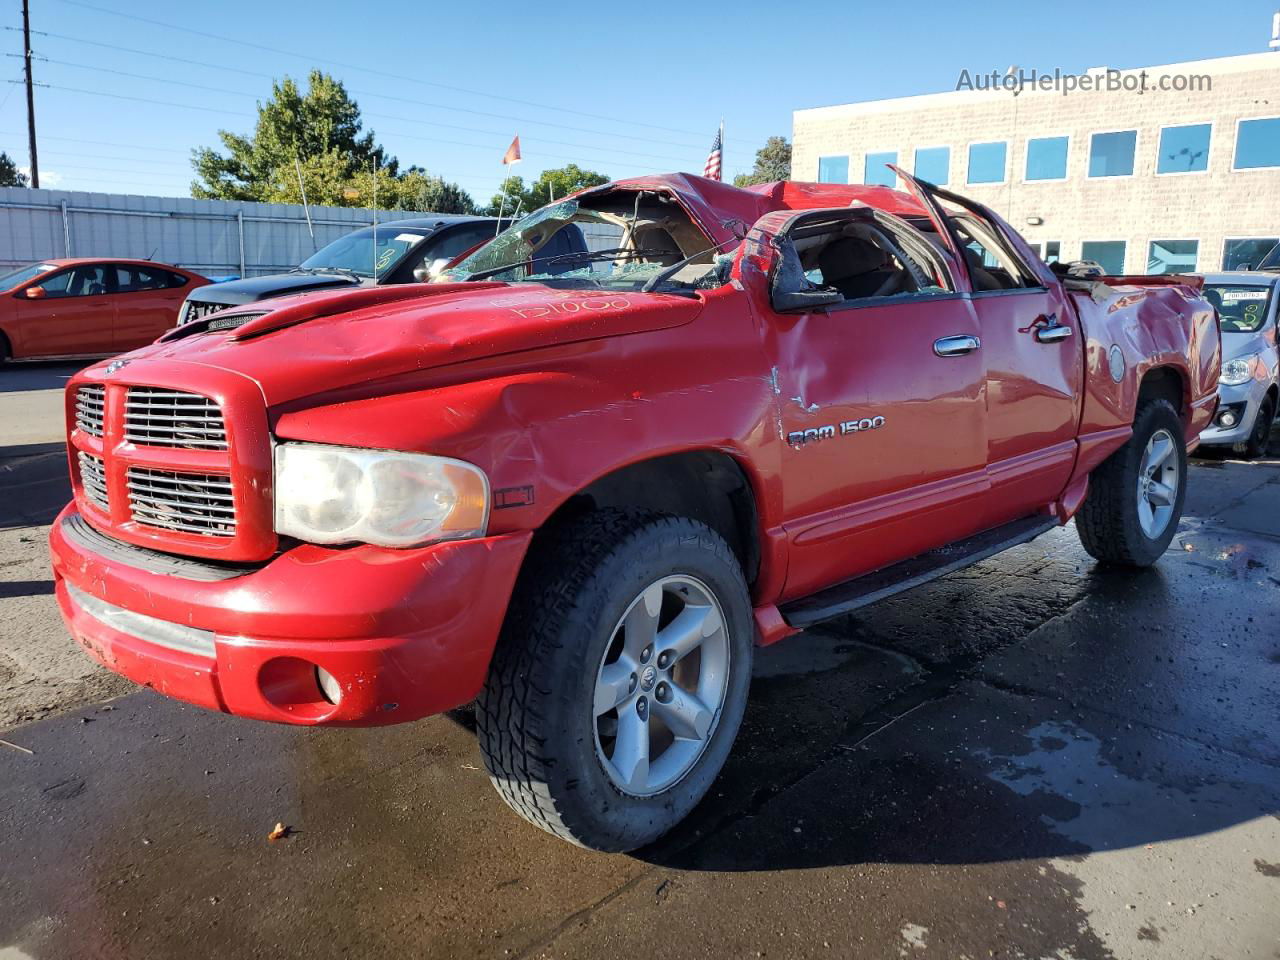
934 334 981 357
1027 313 1073 343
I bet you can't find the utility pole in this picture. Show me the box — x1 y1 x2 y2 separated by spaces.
22 0 38 187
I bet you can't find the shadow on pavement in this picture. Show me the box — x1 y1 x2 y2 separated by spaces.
639 545 1279 873
0 579 55 598
1 441 66 462
0 361 87 394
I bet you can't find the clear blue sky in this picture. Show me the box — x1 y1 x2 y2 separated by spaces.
1 0 1275 205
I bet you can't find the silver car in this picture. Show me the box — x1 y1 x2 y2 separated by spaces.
1197 271 1279 457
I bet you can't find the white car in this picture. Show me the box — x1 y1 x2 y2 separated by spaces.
1197 271 1279 458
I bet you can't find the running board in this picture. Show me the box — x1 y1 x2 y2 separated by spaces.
780 515 1058 629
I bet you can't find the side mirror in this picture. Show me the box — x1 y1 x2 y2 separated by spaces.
23 286 46 299
1238 263 1253 271
772 287 843 313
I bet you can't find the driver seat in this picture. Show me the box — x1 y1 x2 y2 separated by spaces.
818 238 898 300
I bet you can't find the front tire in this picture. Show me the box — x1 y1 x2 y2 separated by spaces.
1236 395 1275 460
1076 399 1187 567
477 509 754 851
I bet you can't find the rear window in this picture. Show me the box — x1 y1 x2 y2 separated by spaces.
1204 283 1273 333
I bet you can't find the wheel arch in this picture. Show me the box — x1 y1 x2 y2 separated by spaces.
534 450 763 587
1137 364 1189 422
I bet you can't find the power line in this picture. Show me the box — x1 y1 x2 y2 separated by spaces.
47 0 762 146
0 135 522 191
25 82 676 176
31 56 701 167
22 31 716 161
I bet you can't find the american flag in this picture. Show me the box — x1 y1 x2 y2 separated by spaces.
703 125 723 180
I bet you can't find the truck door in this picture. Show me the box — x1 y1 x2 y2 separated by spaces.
749 208 990 601
893 169 1084 524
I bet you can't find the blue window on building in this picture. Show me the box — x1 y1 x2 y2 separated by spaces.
913 146 949 185
1081 240 1127 275
1147 240 1198 274
1234 117 1280 169
1025 136 1069 180
1157 124 1211 174
1088 131 1137 177
817 156 849 184
967 142 1007 184
863 151 898 187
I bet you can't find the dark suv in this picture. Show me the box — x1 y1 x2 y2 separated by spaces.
179 215 574 324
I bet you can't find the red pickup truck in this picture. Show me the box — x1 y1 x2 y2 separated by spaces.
50 171 1219 851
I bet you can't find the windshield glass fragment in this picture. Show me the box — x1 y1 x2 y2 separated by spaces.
439 191 731 293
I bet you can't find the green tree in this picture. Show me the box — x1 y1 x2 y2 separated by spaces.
0 151 28 187
484 164 609 216
393 168 478 214
732 136 791 187
485 174 526 218
189 71 473 211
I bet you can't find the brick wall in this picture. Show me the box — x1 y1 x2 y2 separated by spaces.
792 53 1280 273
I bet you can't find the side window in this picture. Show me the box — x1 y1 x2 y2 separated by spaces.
32 269 75 298
952 216 1041 291
773 213 954 311
430 225 495 262
38 265 110 298
166 270 190 289
115 267 139 292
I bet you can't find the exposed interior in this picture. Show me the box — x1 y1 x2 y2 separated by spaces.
446 189 731 291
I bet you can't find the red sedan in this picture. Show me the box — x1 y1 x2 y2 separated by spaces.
0 258 209 363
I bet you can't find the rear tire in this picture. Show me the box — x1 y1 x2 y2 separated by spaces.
1076 399 1187 567
0 333 10 364
476 508 753 852
1237 395 1275 460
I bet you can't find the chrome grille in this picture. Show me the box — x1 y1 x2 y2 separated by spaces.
182 300 227 324
75 384 105 437
127 467 236 537
125 388 227 451
77 451 110 512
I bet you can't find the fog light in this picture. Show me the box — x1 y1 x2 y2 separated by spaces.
1219 411 1238 428
316 666 342 705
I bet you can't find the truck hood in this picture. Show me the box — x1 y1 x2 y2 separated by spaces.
134 281 704 406
188 271 363 306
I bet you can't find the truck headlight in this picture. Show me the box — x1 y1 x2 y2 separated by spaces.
1220 356 1257 387
274 443 489 547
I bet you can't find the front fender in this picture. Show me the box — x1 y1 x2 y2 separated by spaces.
269 300 785 545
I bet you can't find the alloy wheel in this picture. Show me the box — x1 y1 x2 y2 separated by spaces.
1137 428 1179 539
592 575 731 797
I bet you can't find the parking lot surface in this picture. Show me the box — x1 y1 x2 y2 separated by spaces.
1 364 1278 959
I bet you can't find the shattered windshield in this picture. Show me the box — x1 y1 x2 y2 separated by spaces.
300 227 427 279
438 192 731 293
1205 283 1274 333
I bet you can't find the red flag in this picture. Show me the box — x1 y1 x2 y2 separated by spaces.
503 136 522 165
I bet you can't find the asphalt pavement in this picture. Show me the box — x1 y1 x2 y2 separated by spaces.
1 363 1278 960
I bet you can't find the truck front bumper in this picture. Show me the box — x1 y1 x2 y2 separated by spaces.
49 505 531 726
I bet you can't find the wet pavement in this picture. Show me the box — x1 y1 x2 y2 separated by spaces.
1 373 1279 958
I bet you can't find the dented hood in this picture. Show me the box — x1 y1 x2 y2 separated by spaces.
135 281 704 406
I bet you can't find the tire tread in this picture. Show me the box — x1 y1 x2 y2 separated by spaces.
476 508 743 849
